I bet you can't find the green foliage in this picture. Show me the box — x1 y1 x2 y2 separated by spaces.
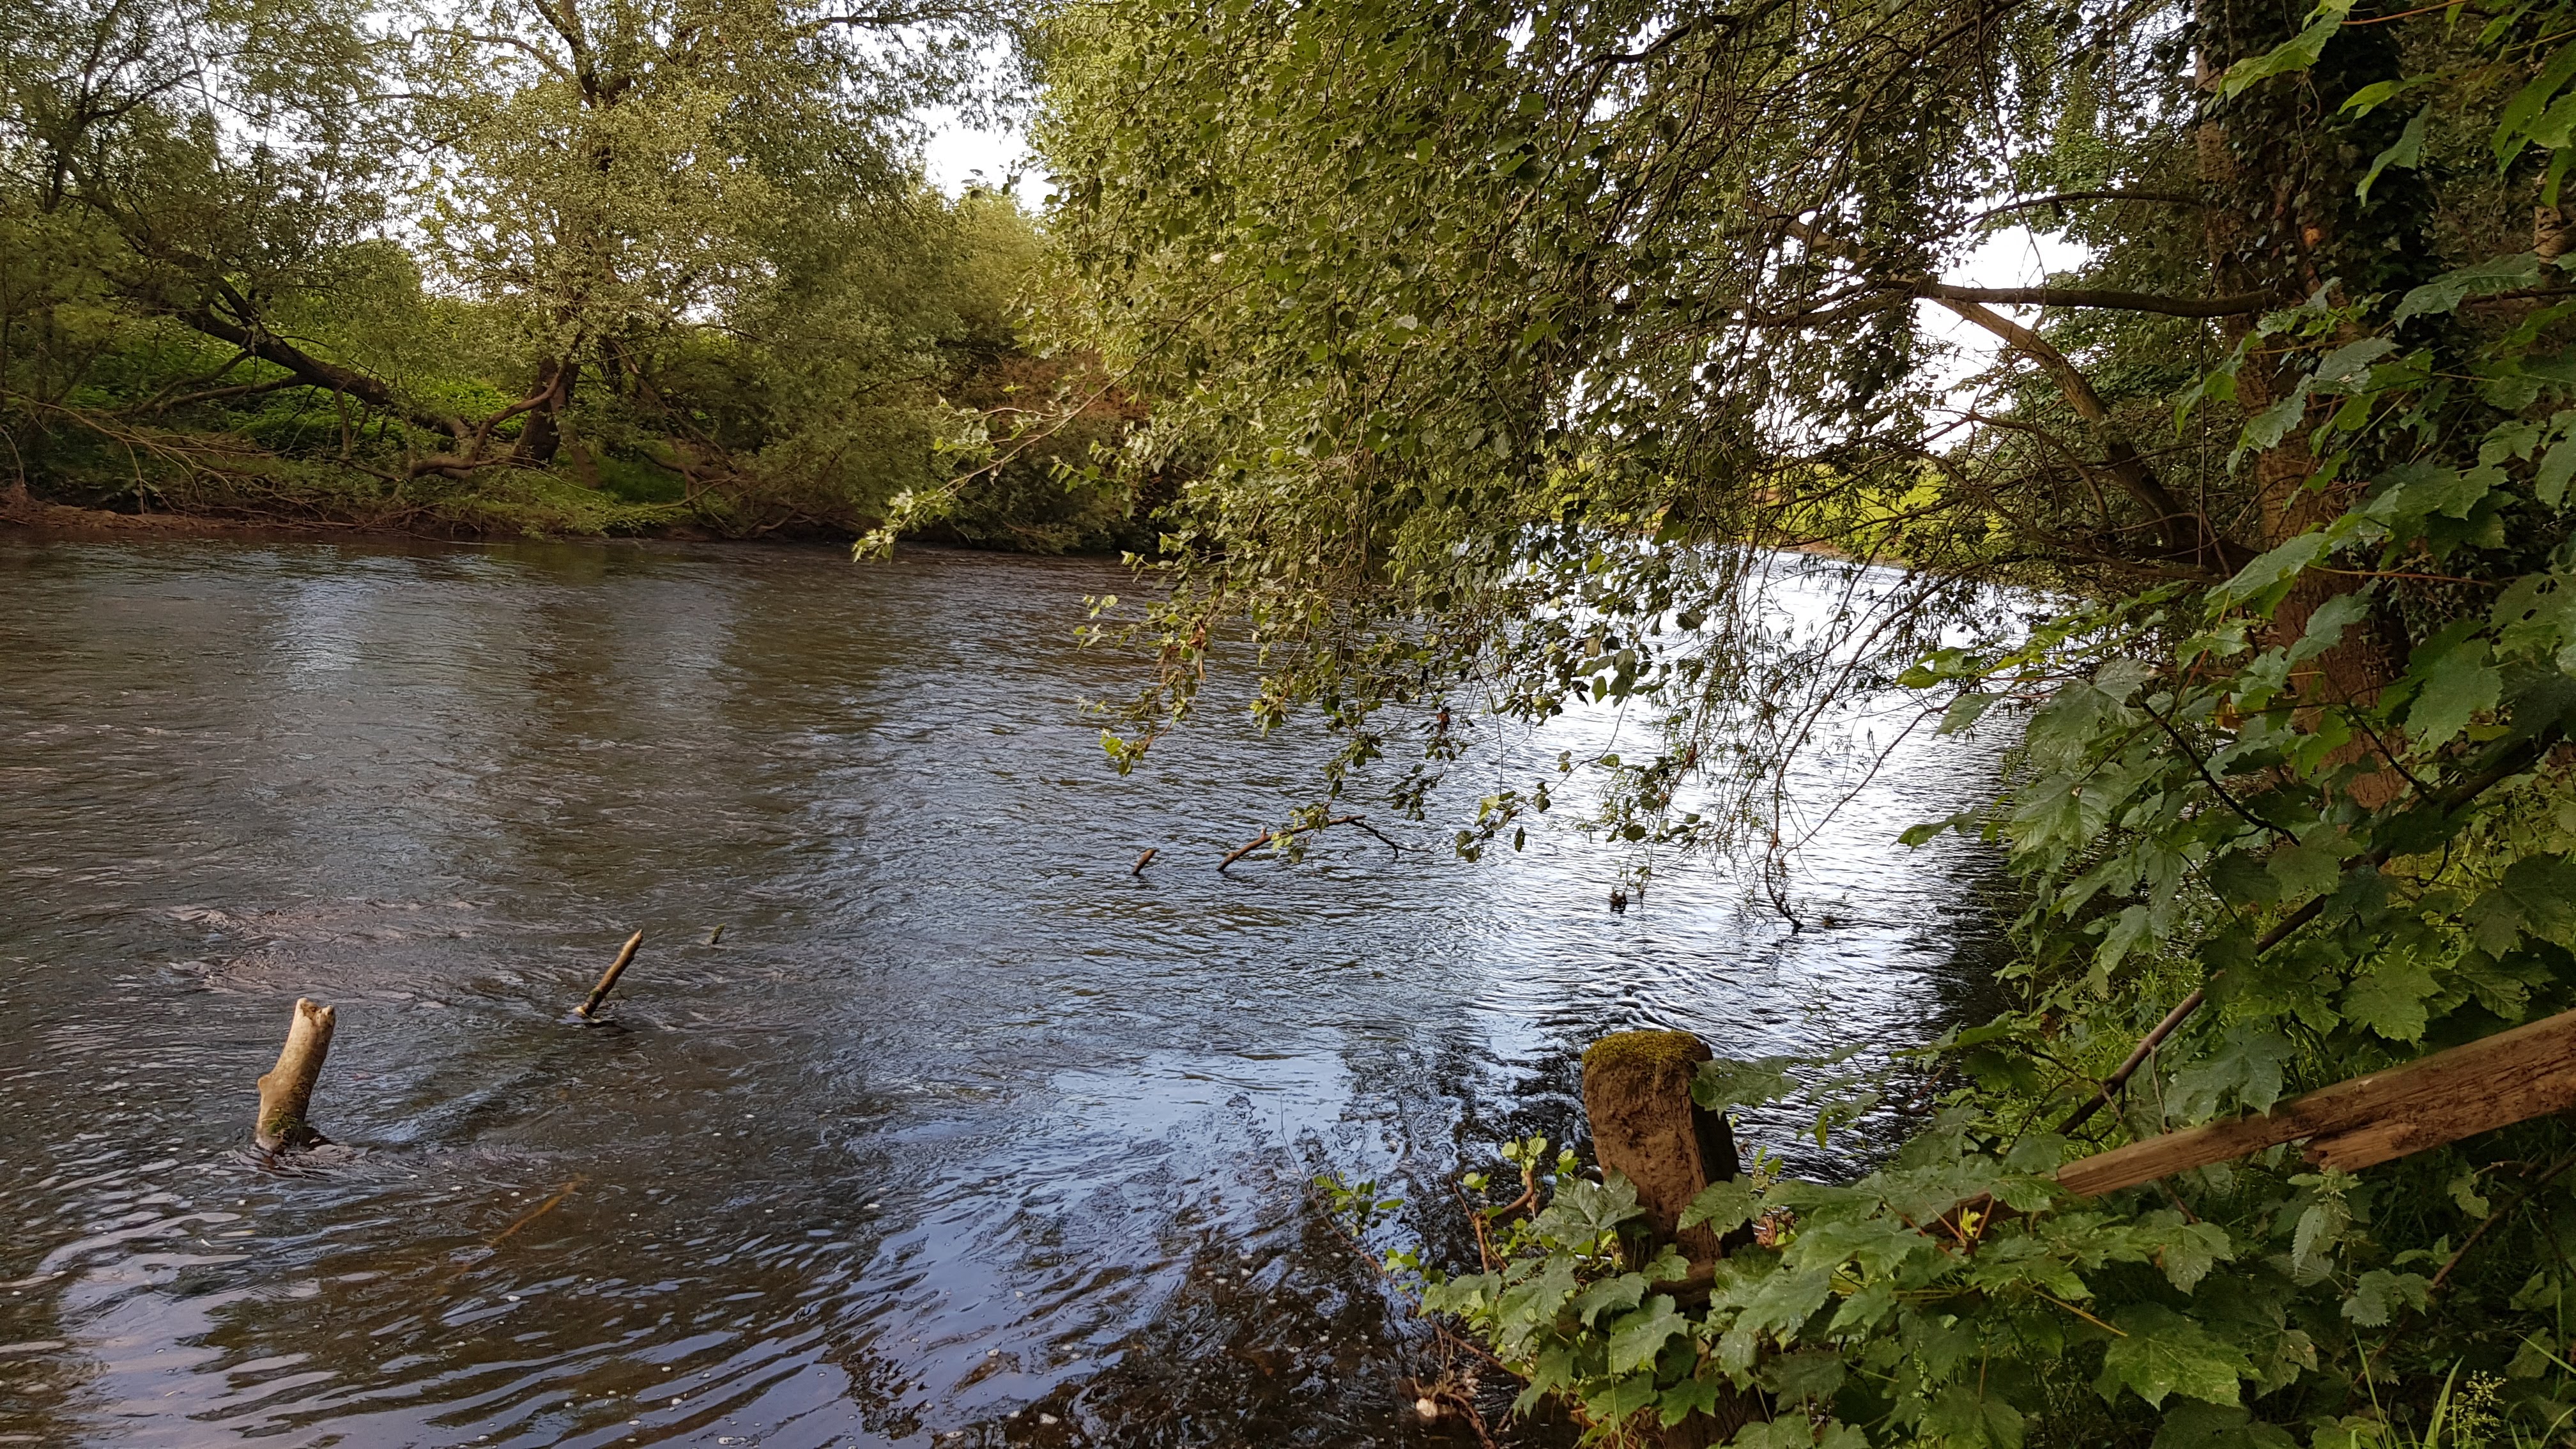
0 0 1115 544
1043 0 2576 1440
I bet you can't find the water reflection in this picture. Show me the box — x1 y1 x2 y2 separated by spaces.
0 539 2012 1446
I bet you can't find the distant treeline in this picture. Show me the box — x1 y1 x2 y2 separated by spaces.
0 0 1139 549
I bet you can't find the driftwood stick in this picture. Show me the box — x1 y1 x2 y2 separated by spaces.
255 997 337 1151
1217 814 1402 871
577 930 644 1018
1132 847 1158 876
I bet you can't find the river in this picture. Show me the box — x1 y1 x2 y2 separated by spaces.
0 538 2009 1447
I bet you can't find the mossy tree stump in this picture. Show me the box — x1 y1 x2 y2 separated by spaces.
1581 1029 1759 1448
1581 1029 1743 1263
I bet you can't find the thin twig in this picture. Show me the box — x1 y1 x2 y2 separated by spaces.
1218 815 1401 871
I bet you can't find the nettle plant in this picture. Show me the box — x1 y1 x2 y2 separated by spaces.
1342 212 2576 1449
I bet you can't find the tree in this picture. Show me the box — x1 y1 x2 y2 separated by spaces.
1037 0 2576 1440
1 0 1061 535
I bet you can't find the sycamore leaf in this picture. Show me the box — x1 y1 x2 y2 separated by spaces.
2171 1023 2292 1120
1695 1057 1798 1112
1760 1348 1848 1403
2342 956 2441 1042
1924 1384 2028 1449
1585 1372 1659 1423
2097 1304 2251 1408
1570 1273 1646 1328
1716 1268 1834 1368
1658 1376 1726 1429
1606 1294 1687 1374
2152 1220 2238 1292
1940 691 2001 733
2463 854 2576 953
1680 1179 1762 1235
2267 841 2345 902
2404 637 2500 747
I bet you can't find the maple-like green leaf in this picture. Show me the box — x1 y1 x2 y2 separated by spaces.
1585 1372 1659 1423
2342 957 2441 1042
2171 1023 2291 1120
2404 636 2500 747
1570 1273 1645 1328
2148 1220 2237 1292
2266 841 2344 902
1680 1179 1761 1235
2462 854 2576 953
1922 1383 2028 1448
1657 1376 1726 1428
1606 1294 1687 1374
2096 1304 2251 1408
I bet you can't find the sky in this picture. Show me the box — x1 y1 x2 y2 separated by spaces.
921 110 1045 208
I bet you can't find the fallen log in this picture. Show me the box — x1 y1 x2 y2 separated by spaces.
577 930 644 1018
2055 1005 2576 1197
255 997 336 1152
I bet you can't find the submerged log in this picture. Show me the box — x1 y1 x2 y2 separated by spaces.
255 997 336 1152
1581 1029 1760 1447
577 930 644 1018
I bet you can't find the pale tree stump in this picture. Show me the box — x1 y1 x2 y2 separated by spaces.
255 998 336 1152
1582 1029 1761 1448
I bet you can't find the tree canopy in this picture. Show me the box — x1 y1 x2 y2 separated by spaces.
1036 0 2576 1441
0 0 1138 542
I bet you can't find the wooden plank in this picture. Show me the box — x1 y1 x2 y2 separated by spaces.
2054 1006 2576 1198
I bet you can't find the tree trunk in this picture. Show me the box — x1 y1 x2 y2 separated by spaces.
518 356 575 465
2197 0 2428 790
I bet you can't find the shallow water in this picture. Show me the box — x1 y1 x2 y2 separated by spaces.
0 539 2010 1447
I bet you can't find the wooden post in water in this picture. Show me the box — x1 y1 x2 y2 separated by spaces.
1581 1030 1759 1446
255 997 336 1151
578 930 643 1018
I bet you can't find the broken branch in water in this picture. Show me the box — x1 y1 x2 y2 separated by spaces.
487 1176 586 1248
577 930 644 1018
1217 815 1402 871
255 997 336 1152
1132 847 1158 876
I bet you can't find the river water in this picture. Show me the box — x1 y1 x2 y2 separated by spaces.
0 539 2011 1448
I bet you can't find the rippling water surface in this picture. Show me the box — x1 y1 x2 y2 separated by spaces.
0 539 2011 1447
